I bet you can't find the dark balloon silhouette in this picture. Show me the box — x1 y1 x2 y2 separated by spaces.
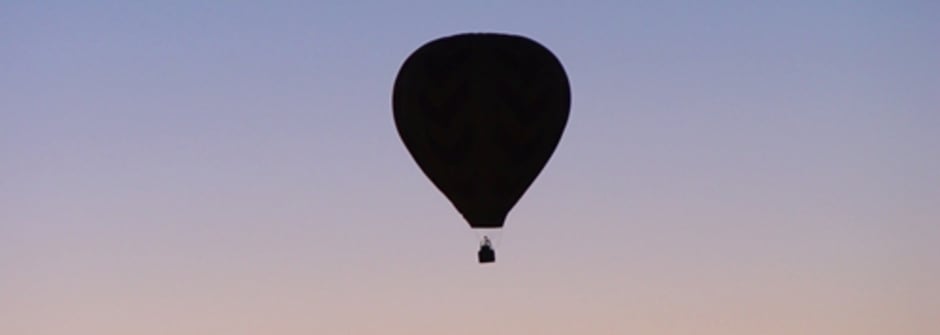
393 32 571 263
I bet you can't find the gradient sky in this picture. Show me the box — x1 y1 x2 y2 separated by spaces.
3 1 939 334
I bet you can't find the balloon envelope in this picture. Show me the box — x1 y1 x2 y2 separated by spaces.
393 33 570 229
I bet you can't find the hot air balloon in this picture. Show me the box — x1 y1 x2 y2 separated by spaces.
392 32 570 264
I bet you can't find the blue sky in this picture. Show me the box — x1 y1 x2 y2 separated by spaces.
3 1 939 334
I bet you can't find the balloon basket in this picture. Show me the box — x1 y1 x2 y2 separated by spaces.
478 245 496 264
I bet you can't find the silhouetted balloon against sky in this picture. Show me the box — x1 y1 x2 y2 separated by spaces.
393 32 571 235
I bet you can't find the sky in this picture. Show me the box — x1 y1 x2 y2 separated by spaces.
2 1 939 334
